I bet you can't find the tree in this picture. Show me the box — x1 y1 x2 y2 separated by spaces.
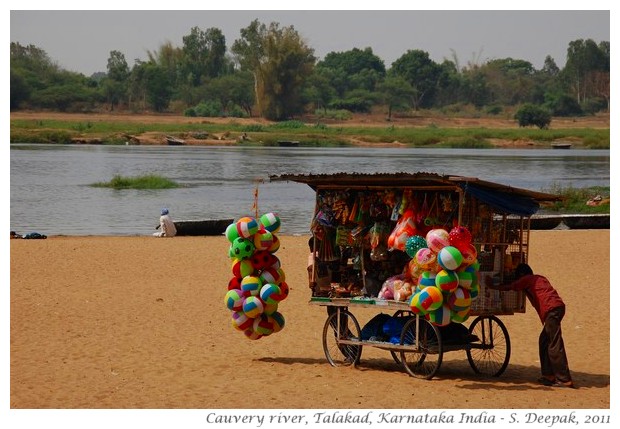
143 63 172 112
562 39 608 104
514 104 551 129
377 76 414 120
390 50 441 110
317 47 386 95
102 50 129 110
181 26 227 86
232 20 315 120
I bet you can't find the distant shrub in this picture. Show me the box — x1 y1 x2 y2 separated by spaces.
91 174 179 189
514 104 552 129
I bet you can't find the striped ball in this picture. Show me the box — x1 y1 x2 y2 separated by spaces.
425 228 450 253
273 281 289 301
225 288 245 311
435 269 459 294
225 222 239 242
260 283 282 305
411 286 443 314
240 275 262 297
269 311 285 333
232 311 253 331
243 328 263 340
268 235 280 253
456 269 475 289
426 303 452 326
417 271 437 288
231 258 254 278
438 246 464 271
236 216 259 238
260 212 281 233
469 284 480 300
263 301 279 315
242 296 265 318
253 228 274 251
260 267 284 285
253 314 274 336
451 307 471 323
448 287 472 312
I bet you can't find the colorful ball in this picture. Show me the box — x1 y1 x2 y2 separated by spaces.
228 276 242 291
412 286 444 313
268 235 280 253
225 222 239 242
268 311 285 333
232 311 253 331
425 228 450 253
253 314 274 336
405 235 428 258
449 226 472 247
469 283 480 300
260 283 282 305
230 237 255 260
243 327 263 340
448 287 472 312
435 269 459 294
225 289 245 311
273 281 289 301
426 303 452 326
240 275 262 297
456 269 475 289
236 216 259 238
417 271 437 288
263 301 279 315
231 258 254 278
251 250 278 271
415 248 437 270
260 267 284 285
260 212 281 233
242 296 265 318
457 243 478 267
451 307 471 323
437 246 464 271
253 227 274 251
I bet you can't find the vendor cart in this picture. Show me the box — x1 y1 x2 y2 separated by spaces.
271 172 561 379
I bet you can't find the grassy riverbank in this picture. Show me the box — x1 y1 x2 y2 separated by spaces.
9 111 610 149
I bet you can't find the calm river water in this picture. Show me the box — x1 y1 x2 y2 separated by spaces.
10 144 610 236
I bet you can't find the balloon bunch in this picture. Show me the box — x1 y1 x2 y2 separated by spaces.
224 213 288 340
407 226 480 326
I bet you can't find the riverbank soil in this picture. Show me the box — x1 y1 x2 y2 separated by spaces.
10 111 610 147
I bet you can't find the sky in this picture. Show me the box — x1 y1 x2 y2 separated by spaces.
9 7 611 77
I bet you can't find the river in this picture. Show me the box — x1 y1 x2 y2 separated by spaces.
10 144 610 236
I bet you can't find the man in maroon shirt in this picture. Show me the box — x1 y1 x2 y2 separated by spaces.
486 263 575 388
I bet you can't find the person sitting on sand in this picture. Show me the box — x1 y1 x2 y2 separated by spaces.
153 208 177 238
485 263 575 388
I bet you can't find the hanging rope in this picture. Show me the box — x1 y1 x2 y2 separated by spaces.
252 179 263 218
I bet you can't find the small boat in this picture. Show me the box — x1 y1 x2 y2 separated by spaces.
174 218 234 236
561 214 609 230
166 135 185 145
551 143 572 149
277 140 300 147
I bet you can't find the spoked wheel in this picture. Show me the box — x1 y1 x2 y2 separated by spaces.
399 316 443 379
322 308 362 367
390 310 414 364
466 315 511 377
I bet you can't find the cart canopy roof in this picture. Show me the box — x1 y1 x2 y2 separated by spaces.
270 172 561 216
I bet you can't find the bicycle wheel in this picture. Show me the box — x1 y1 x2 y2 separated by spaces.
390 309 414 364
322 308 362 367
399 316 443 379
466 315 511 377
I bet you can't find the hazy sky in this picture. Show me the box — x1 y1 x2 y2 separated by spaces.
10 9 610 77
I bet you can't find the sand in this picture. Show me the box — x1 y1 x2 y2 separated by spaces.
9 230 610 411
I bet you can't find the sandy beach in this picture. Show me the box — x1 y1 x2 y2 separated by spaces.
9 230 610 410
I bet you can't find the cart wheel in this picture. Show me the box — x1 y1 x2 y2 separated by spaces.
399 316 443 379
466 315 511 377
322 309 362 367
390 310 414 365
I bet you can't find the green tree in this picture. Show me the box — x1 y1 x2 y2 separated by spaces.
514 104 551 129
181 26 227 86
143 63 172 112
390 49 441 110
232 20 315 120
204 72 255 116
317 47 386 96
377 76 414 120
562 39 609 105
102 50 129 110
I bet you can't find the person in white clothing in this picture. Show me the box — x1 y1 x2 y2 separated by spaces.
153 208 177 237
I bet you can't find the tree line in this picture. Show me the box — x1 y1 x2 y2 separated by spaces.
10 19 610 122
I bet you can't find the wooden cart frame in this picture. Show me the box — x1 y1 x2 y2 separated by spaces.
271 172 560 379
